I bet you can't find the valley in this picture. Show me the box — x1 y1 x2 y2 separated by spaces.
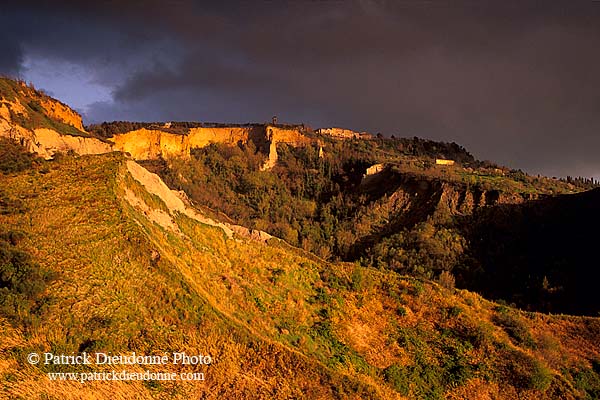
0 76 599 399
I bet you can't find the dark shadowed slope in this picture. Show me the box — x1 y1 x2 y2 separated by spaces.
458 188 600 316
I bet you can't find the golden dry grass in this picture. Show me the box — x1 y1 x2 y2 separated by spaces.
0 152 598 399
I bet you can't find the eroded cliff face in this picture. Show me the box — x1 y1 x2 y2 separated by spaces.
124 159 273 243
112 126 269 160
31 128 112 158
266 126 312 145
1 78 316 165
111 124 314 168
0 99 110 159
0 98 28 119
437 182 535 216
0 124 111 159
259 126 314 170
39 98 85 131
0 79 115 158
188 126 266 148
111 128 190 160
2 105 314 164
360 169 538 232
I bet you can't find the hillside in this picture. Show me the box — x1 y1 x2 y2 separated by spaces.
0 141 599 399
148 136 599 315
0 77 111 159
0 77 309 167
3 73 599 315
1 76 599 397
458 187 600 315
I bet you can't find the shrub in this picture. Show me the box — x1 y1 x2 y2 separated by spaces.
438 270 456 289
0 137 39 174
0 229 55 326
383 364 410 395
571 363 600 399
493 310 535 348
529 360 553 391
383 362 445 399
0 191 26 215
457 321 493 349
505 349 552 391
445 306 463 318
350 267 364 291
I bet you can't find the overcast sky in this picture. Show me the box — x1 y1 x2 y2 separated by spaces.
1 1 599 179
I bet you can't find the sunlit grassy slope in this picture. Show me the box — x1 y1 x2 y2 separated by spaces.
0 150 598 399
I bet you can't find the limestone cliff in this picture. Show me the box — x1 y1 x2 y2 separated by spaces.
0 77 110 158
359 167 539 233
266 125 313 145
0 104 110 159
110 124 314 169
187 126 266 148
0 78 323 166
111 128 190 160
260 125 314 170
125 159 272 243
111 125 268 160
30 128 111 158
39 98 85 131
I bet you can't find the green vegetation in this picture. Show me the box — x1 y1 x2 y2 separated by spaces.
87 121 189 137
148 134 598 315
502 349 553 391
0 76 598 397
86 120 307 138
8 99 88 137
0 77 90 138
0 143 597 399
156 138 478 262
493 306 536 348
568 361 600 399
0 152 55 326
0 137 40 174
0 228 55 327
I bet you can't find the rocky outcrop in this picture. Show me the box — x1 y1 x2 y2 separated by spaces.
259 126 314 170
39 98 85 131
0 83 110 159
125 160 273 243
187 126 266 149
260 141 279 171
437 183 540 216
0 118 110 159
111 128 190 160
316 127 372 139
0 98 28 119
266 125 313 145
112 124 314 169
112 125 267 160
30 128 111 158
1 92 315 165
361 164 386 185
0 77 315 166
361 168 539 230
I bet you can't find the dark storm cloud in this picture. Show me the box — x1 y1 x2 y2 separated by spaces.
0 1 599 178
